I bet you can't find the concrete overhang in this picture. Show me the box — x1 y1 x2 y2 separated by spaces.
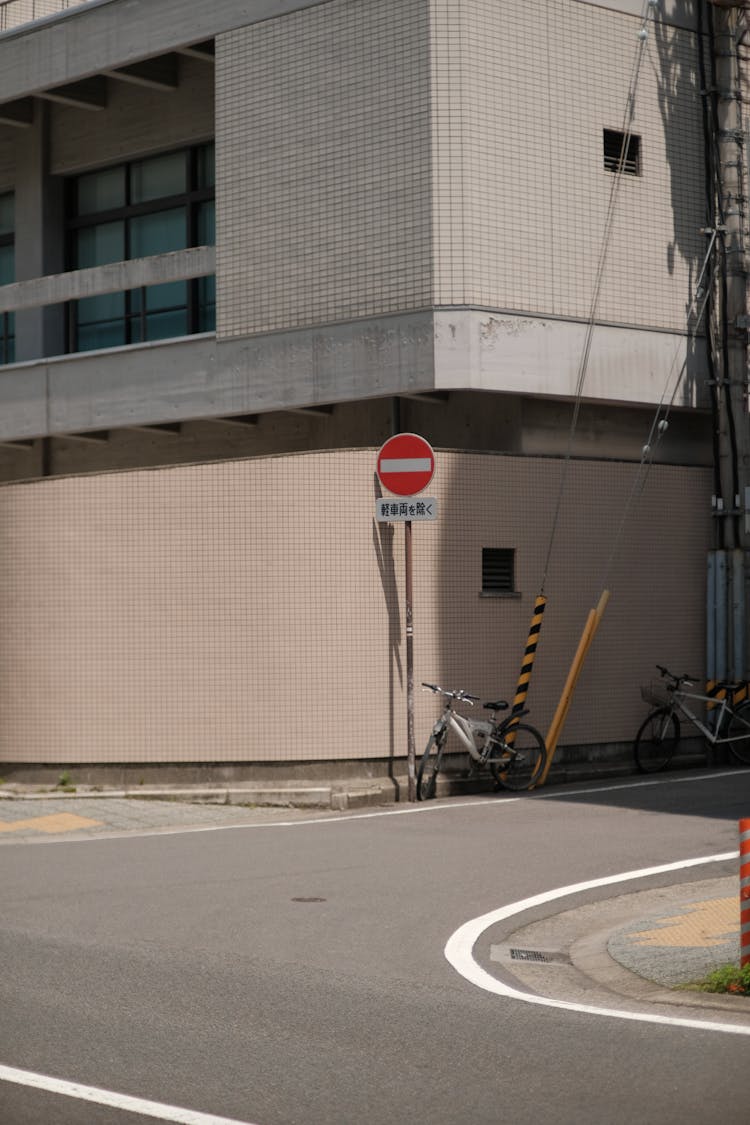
0 0 329 106
0 310 709 443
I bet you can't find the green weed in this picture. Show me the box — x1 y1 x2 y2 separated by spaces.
681 963 750 996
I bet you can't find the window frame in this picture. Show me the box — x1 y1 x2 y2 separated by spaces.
65 142 215 353
0 190 14 365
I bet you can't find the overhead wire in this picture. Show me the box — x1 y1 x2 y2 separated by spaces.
598 233 717 589
540 0 658 595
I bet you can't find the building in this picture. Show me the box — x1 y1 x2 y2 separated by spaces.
0 0 715 786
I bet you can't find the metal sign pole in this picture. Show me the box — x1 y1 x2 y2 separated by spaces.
375 434 436 804
405 518 416 802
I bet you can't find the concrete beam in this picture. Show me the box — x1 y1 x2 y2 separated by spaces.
399 391 449 405
209 414 259 427
285 405 333 417
0 246 216 313
177 40 215 62
0 0 330 104
66 430 110 442
105 54 179 91
124 423 182 435
0 97 33 126
37 76 107 110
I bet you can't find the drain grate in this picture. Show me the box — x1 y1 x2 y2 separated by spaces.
490 943 570 966
510 948 552 963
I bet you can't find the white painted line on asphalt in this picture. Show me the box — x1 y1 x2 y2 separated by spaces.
537 768 747 801
5 767 748 845
444 851 750 1037
0 1063 260 1125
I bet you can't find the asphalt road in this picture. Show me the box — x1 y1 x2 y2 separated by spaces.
1 770 749 1125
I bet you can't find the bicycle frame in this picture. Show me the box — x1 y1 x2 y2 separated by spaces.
664 687 750 747
445 709 495 762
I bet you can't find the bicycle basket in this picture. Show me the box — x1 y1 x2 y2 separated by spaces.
640 682 669 707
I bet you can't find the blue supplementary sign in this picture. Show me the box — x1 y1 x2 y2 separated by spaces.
375 497 438 522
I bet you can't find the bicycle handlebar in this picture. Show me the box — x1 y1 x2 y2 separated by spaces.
655 664 699 687
421 682 478 704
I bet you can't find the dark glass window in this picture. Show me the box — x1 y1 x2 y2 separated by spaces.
67 143 215 353
0 192 14 365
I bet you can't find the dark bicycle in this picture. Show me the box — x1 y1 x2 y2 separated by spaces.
635 664 750 773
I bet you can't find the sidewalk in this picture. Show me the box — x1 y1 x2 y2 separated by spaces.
492 872 750 1023
608 881 740 990
0 777 396 813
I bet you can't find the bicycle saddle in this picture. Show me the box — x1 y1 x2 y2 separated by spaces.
483 700 509 711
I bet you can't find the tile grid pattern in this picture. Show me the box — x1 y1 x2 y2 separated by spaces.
216 0 433 337
0 0 86 31
0 450 710 764
216 0 703 338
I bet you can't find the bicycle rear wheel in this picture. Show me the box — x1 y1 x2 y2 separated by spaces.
417 729 446 800
726 701 750 766
634 708 679 773
491 724 546 791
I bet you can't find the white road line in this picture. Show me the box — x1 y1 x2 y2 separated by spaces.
444 851 750 1037
5 767 748 845
0 1063 259 1125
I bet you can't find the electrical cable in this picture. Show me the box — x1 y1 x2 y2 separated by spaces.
598 239 716 590
540 0 657 595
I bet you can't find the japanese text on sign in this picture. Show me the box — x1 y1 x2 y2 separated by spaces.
375 498 438 522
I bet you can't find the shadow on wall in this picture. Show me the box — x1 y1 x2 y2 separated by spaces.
425 448 711 759
653 4 710 409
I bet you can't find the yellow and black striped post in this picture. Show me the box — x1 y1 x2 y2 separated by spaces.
505 595 547 745
706 679 748 710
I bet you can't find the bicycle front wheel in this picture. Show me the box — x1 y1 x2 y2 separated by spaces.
417 729 446 800
726 701 750 766
491 724 546 791
634 707 679 773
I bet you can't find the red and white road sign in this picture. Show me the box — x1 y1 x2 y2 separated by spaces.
376 433 435 497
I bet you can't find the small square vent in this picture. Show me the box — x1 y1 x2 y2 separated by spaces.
603 129 641 176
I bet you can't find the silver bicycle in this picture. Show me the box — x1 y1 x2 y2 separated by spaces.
418 682 547 799
635 664 750 773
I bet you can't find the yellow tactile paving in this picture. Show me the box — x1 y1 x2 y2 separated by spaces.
629 898 738 948
0 812 103 834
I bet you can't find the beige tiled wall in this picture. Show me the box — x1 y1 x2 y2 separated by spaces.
0 450 710 764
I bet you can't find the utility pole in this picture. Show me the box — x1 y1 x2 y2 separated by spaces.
707 0 750 683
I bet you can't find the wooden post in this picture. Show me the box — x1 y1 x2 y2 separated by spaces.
536 590 610 787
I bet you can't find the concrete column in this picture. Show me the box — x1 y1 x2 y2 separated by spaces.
12 99 65 361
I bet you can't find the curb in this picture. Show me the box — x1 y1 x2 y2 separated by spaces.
489 871 750 1024
0 782 394 812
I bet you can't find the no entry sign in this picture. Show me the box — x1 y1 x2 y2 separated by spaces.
376 433 435 497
